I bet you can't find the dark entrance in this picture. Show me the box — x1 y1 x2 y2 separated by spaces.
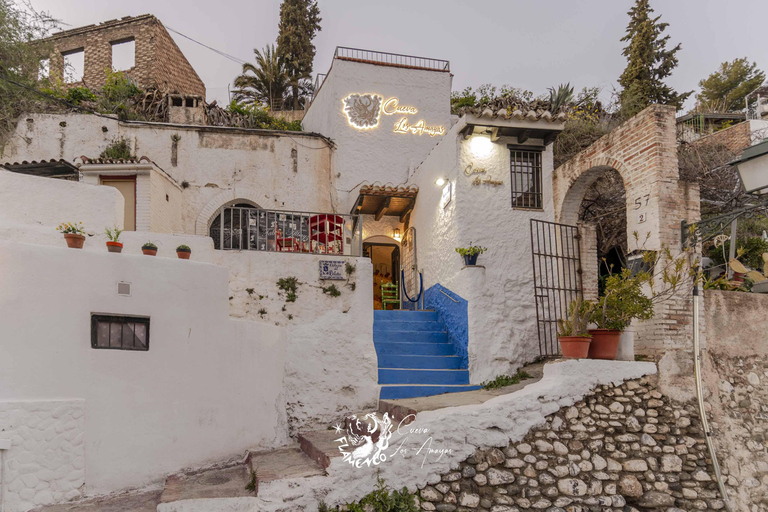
364 242 400 310
530 219 583 356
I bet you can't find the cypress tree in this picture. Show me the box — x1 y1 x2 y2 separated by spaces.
276 0 321 110
618 0 690 118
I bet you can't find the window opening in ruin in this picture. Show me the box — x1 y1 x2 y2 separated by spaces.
172 97 183 107
38 58 49 80
62 49 84 83
111 39 135 71
185 98 194 107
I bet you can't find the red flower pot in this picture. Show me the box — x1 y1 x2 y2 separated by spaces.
106 241 123 253
176 249 191 260
64 233 85 249
587 329 622 360
558 336 592 359
142 248 157 256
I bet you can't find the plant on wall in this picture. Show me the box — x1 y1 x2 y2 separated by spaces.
322 284 341 297
100 137 133 160
319 477 418 512
277 276 299 302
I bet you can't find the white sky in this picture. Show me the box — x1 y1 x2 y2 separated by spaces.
30 0 768 111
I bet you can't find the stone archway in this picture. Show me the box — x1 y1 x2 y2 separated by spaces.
552 105 701 358
195 187 264 236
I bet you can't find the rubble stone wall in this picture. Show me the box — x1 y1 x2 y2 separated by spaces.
417 375 729 512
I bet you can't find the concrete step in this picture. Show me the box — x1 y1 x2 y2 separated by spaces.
377 354 463 369
378 368 470 385
298 430 345 469
373 330 449 343
374 341 454 356
246 446 325 490
374 320 445 332
379 384 483 400
160 464 255 504
374 310 438 322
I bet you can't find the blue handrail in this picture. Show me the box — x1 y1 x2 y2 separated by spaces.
401 270 424 303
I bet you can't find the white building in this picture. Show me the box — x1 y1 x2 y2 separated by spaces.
0 46 565 510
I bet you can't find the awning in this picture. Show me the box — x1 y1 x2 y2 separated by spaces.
351 183 418 221
2 159 79 180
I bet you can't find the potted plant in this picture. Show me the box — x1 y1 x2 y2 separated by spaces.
589 268 654 360
105 226 124 253
557 296 593 358
455 243 488 266
57 222 86 249
142 242 158 256
176 244 192 259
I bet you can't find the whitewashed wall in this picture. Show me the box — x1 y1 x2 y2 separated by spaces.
303 58 452 210
3 114 335 235
407 119 557 382
0 239 287 509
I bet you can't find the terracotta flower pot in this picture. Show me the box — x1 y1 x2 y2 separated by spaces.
176 249 191 260
587 329 622 360
142 248 157 256
106 241 123 253
732 271 745 283
64 233 85 249
558 336 592 359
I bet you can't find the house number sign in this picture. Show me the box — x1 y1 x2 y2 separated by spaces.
319 260 345 280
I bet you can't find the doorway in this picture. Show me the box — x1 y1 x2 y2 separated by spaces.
363 242 400 310
100 176 136 231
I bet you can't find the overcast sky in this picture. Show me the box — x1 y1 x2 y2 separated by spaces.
31 0 767 110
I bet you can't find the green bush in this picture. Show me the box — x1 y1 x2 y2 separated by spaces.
319 477 418 512
100 137 133 160
591 268 654 330
482 369 532 390
65 86 96 105
707 237 768 271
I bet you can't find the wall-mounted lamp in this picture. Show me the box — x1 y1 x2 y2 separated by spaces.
470 134 493 158
393 228 401 241
435 177 448 186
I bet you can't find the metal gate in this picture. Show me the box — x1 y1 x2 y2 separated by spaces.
401 227 418 302
530 219 583 356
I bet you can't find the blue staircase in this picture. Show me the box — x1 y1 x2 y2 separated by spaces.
374 310 482 399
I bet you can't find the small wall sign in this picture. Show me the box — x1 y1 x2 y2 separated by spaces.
638 212 647 224
319 260 345 280
440 181 452 209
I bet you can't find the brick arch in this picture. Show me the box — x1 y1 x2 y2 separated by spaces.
195 187 263 236
557 160 631 227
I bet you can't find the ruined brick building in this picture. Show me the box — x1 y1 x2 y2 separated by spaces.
39 14 205 98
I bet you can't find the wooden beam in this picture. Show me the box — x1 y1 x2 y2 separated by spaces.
462 125 474 139
400 198 415 222
518 130 531 144
349 194 364 215
490 127 500 142
543 132 559 145
375 197 391 221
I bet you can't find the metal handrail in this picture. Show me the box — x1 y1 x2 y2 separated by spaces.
439 289 460 303
334 46 450 72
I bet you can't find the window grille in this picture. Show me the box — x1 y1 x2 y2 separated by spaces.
91 314 150 351
510 149 543 209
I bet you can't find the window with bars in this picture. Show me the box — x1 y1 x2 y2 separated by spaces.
510 148 543 209
91 314 150 351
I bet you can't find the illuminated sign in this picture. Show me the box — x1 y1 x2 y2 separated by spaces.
342 93 445 137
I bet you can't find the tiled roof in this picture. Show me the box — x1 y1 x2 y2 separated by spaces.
471 107 568 123
2 158 74 167
455 98 569 123
358 183 419 198
77 156 152 166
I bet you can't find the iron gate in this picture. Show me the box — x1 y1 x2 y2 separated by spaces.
530 219 583 356
401 227 418 304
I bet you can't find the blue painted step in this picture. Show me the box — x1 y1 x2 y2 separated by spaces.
374 342 454 356
374 331 449 343
379 368 470 385
377 354 462 370
375 321 445 332
380 384 483 400
374 310 438 322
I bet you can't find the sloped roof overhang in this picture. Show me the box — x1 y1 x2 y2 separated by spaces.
351 184 419 222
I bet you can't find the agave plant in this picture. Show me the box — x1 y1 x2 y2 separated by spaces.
548 83 574 113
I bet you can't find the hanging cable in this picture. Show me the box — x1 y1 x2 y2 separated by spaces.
164 25 248 65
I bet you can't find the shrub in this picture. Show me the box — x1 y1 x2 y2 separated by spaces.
100 137 133 160
65 86 96 105
277 276 299 302
319 477 418 512
482 369 532 390
706 237 768 271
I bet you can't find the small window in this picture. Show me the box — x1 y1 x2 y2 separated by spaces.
111 39 135 71
91 314 149 351
172 97 183 107
510 148 543 209
38 58 50 80
185 98 195 107
62 49 84 83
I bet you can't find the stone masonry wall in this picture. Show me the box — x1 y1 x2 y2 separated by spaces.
43 15 205 97
0 400 85 512
416 375 729 512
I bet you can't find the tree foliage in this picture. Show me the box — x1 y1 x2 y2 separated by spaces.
276 0 321 110
696 58 766 112
618 0 690 118
233 44 289 108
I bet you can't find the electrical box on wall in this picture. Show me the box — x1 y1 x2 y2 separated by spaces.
117 281 131 296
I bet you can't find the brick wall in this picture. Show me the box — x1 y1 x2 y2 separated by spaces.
689 121 751 153
43 15 205 97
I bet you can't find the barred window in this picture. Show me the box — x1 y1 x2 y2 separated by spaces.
510 149 542 209
91 314 150 351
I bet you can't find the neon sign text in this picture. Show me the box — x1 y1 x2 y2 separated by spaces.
393 117 446 137
382 97 419 116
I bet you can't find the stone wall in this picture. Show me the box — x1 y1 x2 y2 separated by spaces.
416 375 727 512
42 15 205 97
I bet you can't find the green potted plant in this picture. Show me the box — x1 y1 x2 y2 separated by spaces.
455 243 487 266
57 222 86 249
557 296 593 358
105 226 124 253
176 244 191 259
589 268 654 360
142 242 158 256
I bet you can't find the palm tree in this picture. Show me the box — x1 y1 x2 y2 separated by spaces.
232 45 288 109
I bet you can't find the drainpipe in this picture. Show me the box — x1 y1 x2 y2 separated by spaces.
691 275 731 511
0 438 10 512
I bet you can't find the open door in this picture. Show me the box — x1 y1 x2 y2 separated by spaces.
101 176 136 231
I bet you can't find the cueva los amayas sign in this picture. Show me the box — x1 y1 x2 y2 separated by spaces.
341 93 445 137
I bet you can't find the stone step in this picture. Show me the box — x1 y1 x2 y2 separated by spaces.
298 430 345 469
379 383 483 400
159 464 255 504
246 445 325 492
